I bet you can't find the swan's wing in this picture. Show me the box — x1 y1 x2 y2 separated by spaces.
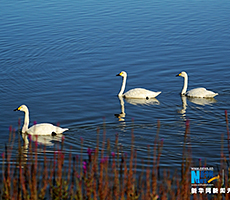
124 88 161 99
187 88 218 98
27 123 68 135
186 88 206 97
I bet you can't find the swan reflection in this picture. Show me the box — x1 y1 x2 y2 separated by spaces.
115 96 160 122
178 95 217 119
125 97 160 106
187 96 217 106
114 96 126 121
22 133 62 147
19 133 63 168
177 96 188 118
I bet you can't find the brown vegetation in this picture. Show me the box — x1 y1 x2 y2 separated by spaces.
1 112 230 199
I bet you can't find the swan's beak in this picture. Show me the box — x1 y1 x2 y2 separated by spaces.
176 73 181 77
14 106 21 111
116 72 122 76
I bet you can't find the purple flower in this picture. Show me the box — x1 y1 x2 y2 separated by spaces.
33 121 37 125
9 126 12 132
100 158 105 164
100 156 108 164
111 152 115 157
87 148 92 156
83 161 87 173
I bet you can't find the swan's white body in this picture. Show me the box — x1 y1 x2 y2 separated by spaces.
176 71 218 98
116 71 161 99
14 105 68 136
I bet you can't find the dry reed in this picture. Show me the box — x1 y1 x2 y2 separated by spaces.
1 112 230 199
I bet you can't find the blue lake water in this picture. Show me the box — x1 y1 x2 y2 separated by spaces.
0 0 230 172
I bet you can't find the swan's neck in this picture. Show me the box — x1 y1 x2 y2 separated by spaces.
22 109 29 133
118 75 127 96
181 74 188 95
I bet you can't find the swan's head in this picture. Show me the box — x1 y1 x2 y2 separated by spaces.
14 104 29 113
176 71 188 78
116 71 127 78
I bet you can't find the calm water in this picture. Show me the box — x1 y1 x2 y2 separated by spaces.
0 0 230 171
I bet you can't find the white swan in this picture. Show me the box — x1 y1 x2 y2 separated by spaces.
116 71 161 99
176 71 218 98
14 105 69 136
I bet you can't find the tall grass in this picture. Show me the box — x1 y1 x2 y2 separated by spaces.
1 113 230 200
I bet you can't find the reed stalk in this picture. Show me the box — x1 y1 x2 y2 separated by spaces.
1 115 230 199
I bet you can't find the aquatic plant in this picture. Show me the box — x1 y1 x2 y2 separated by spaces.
0 113 230 199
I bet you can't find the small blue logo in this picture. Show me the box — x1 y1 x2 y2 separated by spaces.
191 167 218 186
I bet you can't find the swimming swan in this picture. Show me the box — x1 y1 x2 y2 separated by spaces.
176 71 218 98
14 105 69 136
116 71 161 99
